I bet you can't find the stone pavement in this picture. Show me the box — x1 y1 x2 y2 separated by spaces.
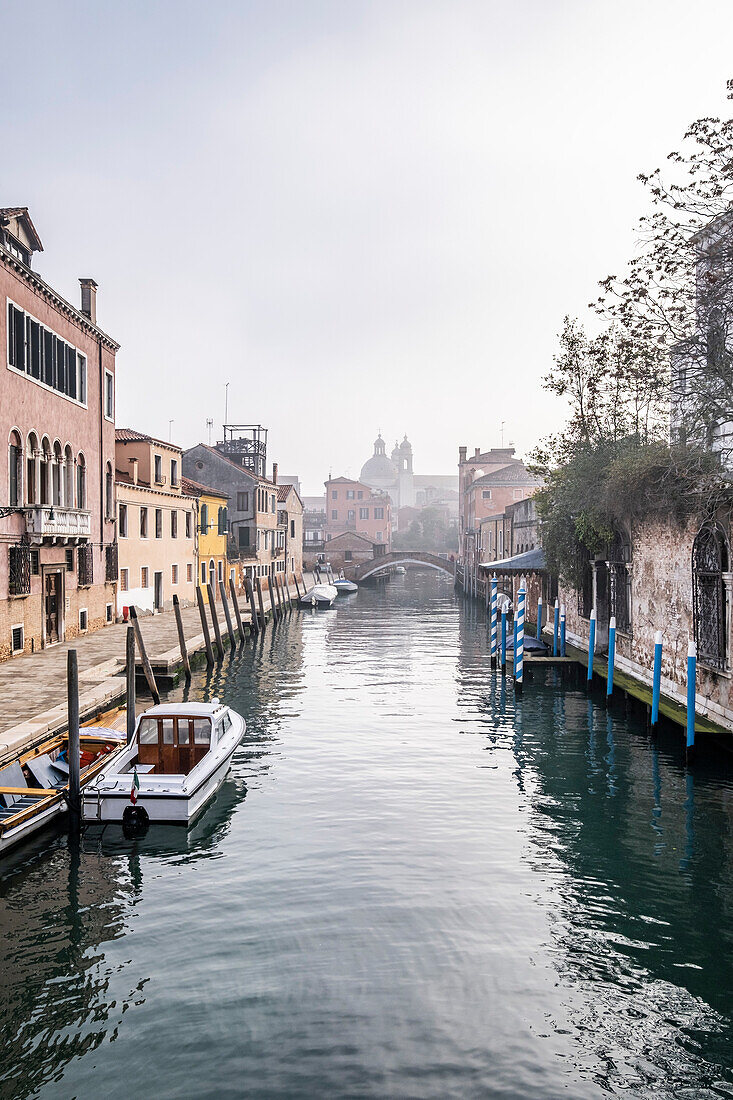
0 575 312 763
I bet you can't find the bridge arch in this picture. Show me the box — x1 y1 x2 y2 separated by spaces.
353 552 455 582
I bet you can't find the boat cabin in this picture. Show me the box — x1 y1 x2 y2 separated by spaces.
135 704 233 775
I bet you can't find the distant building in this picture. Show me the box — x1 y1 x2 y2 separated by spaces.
0 207 119 659
276 482 303 578
324 476 391 549
115 430 196 615
359 432 458 521
319 531 377 572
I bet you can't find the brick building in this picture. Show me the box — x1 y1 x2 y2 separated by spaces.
324 476 391 549
0 208 119 660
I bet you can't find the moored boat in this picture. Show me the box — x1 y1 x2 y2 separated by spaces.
299 583 338 607
333 578 358 594
83 700 245 827
0 729 124 856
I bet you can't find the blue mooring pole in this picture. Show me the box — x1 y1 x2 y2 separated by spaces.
650 630 662 734
606 615 616 703
587 609 596 689
553 598 559 657
490 574 498 669
536 596 543 640
686 639 697 764
560 605 566 657
501 602 507 676
514 586 526 693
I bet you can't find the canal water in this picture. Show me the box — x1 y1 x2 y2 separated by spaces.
1 572 733 1099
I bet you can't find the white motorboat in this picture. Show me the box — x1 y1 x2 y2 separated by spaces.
394 565 406 575
83 700 245 827
0 728 124 856
333 577 358 594
299 583 338 607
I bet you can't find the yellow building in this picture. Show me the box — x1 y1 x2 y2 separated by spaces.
181 477 229 604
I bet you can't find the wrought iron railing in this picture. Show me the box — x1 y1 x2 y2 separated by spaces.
78 544 94 587
9 538 31 596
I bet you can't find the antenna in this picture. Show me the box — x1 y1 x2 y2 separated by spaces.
168 419 175 442
500 421 505 447
224 382 230 427
206 418 213 445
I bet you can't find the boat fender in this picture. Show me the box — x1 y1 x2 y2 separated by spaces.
122 804 150 838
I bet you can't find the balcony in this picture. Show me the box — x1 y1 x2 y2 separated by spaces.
25 506 92 544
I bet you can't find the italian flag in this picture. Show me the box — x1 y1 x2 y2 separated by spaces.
130 767 140 805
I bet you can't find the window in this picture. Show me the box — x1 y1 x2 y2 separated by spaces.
8 430 22 507
237 491 249 511
120 568 129 592
171 510 178 538
155 509 163 538
29 550 39 575
193 718 211 744
119 503 128 537
187 563 193 583
201 562 207 583
374 507 384 519
346 490 355 499
375 531 382 541
217 506 227 535
7 302 88 405
104 370 114 419
271 494 275 514
693 522 730 670
345 550 353 562
76 453 86 508
357 491 363 500
106 603 113 623
238 526 250 548
154 455 163 484
105 462 114 519
140 507 148 538
78 544 93 586
138 718 158 744
141 566 150 588
347 509 355 521
200 502 208 533
185 511 192 538
170 459 178 487
482 490 492 500
608 530 632 634
79 609 88 632
11 625 24 654
359 508 369 520
331 510 338 520
513 489 523 500
65 547 75 572
172 564 179 584
290 520 295 538
218 560 223 582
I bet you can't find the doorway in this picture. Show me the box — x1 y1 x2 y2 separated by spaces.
43 569 64 647
154 571 163 611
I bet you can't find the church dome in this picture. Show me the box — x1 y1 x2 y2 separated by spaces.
400 435 412 453
361 433 397 486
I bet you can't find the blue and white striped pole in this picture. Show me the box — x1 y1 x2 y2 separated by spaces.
686 639 697 764
553 598 559 657
536 596 543 639
490 574 498 669
514 585 526 693
501 601 507 676
587 608 596 688
650 630 662 734
560 605 566 657
606 615 616 702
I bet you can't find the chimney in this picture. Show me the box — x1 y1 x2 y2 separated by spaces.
459 446 467 464
129 457 138 486
272 462 278 484
79 278 98 324
474 447 481 460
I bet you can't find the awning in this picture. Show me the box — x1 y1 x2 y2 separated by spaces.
479 547 546 573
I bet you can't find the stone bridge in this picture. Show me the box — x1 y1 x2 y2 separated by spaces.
352 552 456 582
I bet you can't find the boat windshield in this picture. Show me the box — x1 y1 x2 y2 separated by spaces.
137 716 213 775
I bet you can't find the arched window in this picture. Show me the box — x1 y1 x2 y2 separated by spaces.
52 441 63 507
76 452 86 509
200 502 208 534
693 522 730 670
40 436 51 506
26 432 39 505
105 462 114 520
8 430 22 507
608 529 632 633
208 559 215 593
64 444 74 507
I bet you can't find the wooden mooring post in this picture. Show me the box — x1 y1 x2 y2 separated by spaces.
196 585 215 664
126 625 136 744
172 594 191 679
245 577 260 634
219 579 237 649
67 649 81 833
256 576 267 626
229 577 245 642
294 573 301 599
129 606 161 703
268 575 280 620
207 583 225 658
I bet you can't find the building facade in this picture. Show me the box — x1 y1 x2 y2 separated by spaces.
324 476 391 549
0 207 119 660
180 477 229 604
277 483 303 578
116 430 196 615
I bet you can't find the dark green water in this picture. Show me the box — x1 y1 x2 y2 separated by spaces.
1 572 733 1099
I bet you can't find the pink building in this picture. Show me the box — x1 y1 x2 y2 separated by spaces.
324 476 391 549
0 208 119 660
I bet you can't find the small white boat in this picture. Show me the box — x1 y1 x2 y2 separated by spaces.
83 700 244 828
0 729 124 856
394 566 406 575
333 578 358 594
300 583 338 607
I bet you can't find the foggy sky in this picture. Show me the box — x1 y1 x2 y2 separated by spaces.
3 0 733 493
